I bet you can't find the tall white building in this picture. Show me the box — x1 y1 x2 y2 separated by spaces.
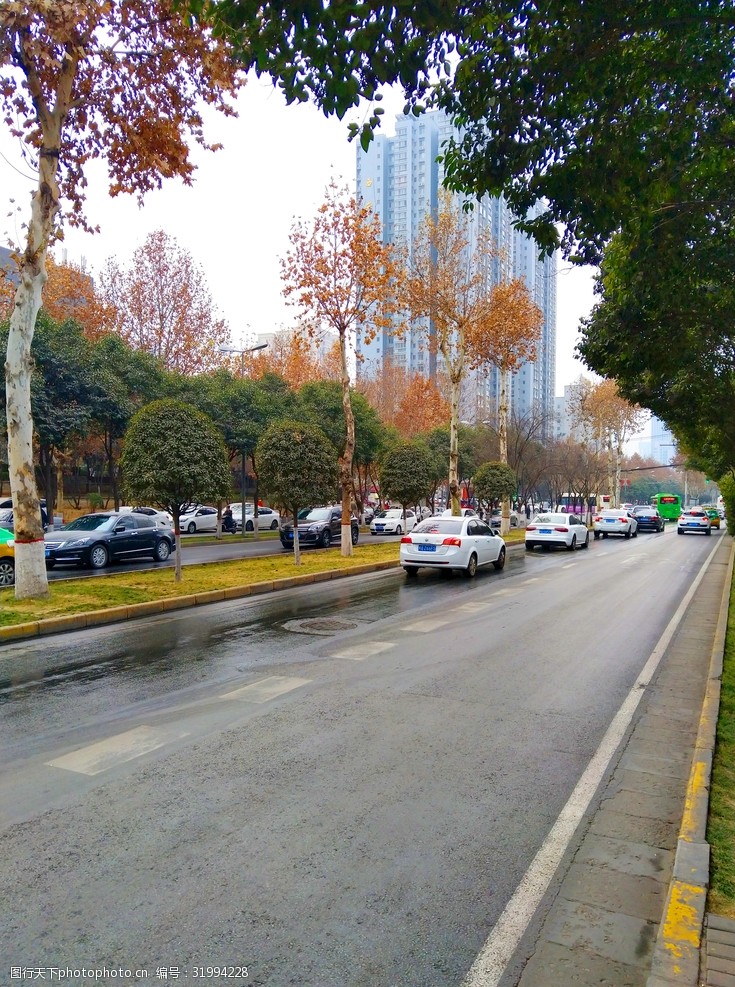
355 109 557 431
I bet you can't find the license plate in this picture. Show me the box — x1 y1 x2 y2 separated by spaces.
375 525 384 531
540 528 551 534
287 531 293 539
605 519 616 523
418 543 436 552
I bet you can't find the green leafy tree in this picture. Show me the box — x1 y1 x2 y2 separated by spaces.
256 421 338 565
120 399 232 580
473 461 517 516
378 443 433 522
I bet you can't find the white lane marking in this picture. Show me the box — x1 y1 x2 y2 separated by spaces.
519 578 539 585
402 617 450 632
220 675 311 703
329 642 396 661
46 725 190 776
561 563 576 569
457 601 495 613
462 535 722 987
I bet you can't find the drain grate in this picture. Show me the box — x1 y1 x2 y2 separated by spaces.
282 617 359 636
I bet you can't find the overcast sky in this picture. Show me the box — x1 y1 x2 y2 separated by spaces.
1 75 595 395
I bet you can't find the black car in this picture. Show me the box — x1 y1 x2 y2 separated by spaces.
631 505 665 532
280 506 359 549
44 512 176 570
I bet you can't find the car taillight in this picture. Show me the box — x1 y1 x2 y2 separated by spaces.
554 526 569 532
526 524 536 531
593 516 602 522
400 536 412 544
442 537 462 546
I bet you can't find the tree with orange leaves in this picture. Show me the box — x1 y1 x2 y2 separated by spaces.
467 276 542 533
401 191 502 516
394 374 449 437
100 231 229 374
281 181 402 557
357 358 410 426
247 331 341 389
0 0 243 598
0 254 113 339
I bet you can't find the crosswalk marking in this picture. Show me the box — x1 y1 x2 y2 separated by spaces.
401 617 450 632
220 675 311 703
46 725 190 776
328 641 396 661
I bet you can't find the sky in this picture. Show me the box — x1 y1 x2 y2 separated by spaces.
1 76 596 396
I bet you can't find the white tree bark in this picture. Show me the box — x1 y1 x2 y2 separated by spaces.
339 331 355 557
498 368 511 536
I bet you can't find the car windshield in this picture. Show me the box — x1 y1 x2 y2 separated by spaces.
634 507 654 513
533 514 567 524
303 508 331 522
413 518 463 535
63 514 116 532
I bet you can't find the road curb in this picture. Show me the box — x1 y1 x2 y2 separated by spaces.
646 538 734 987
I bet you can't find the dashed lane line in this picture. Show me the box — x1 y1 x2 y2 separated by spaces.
220 675 311 703
46 725 191 776
328 641 396 662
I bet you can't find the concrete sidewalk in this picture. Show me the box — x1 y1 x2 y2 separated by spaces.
512 534 733 987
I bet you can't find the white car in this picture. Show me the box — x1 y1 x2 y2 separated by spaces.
440 507 477 518
677 509 712 535
179 505 219 534
525 512 590 551
370 508 417 535
592 509 638 540
128 506 173 529
241 506 281 531
400 515 506 578
489 508 519 528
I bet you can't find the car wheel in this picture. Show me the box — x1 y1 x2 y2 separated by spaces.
320 529 331 549
465 553 478 578
678 528 684 534
88 543 109 569
567 535 577 551
246 521 254 531
594 531 601 539
0 558 14 586
602 532 608 539
270 520 278 530
525 543 535 552
632 528 638 538
582 532 590 549
404 566 419 578
351 526 359 546
187 522 196 534
154 539 171 562
624 529 631 539
493 546 506 571
707 527 712 535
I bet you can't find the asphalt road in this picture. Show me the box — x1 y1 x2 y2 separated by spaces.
44 530 402 581
0 526 721 987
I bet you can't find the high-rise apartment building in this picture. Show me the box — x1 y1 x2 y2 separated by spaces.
356 109 557 430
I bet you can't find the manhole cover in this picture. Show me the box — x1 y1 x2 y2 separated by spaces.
282 617 359 636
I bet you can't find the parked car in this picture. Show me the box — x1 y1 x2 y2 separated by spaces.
179 505 220 534
592 509 638 539
400 515 506 578
119 505 174 529
280 506 359 550
677 509 712 535
370 508 417 535
631 505 665 533
525 512 590 551
489 508 520 528
0 499 63 531
703 507 721 529
0 526 15 587
240 505 281 531
44 512 176 570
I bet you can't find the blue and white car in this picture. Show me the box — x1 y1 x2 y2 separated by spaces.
370 508 417 535
526 512 591 551
592 509 638 540
400 515 505 578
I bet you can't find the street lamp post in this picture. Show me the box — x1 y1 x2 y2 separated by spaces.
218 342 268 537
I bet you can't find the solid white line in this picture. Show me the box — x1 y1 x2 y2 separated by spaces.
46 725 190 776
220 675 311 703
462 535 721 987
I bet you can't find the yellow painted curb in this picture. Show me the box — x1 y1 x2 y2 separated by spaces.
34 614 88 635
0 621 39 640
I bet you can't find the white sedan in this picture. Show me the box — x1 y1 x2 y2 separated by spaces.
370 508 417 535
400 515 506 577
241 506 281 531
525 512 590 551
592 509 638 540
179 505 219 534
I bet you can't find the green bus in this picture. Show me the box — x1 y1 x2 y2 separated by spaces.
652 493 682 521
